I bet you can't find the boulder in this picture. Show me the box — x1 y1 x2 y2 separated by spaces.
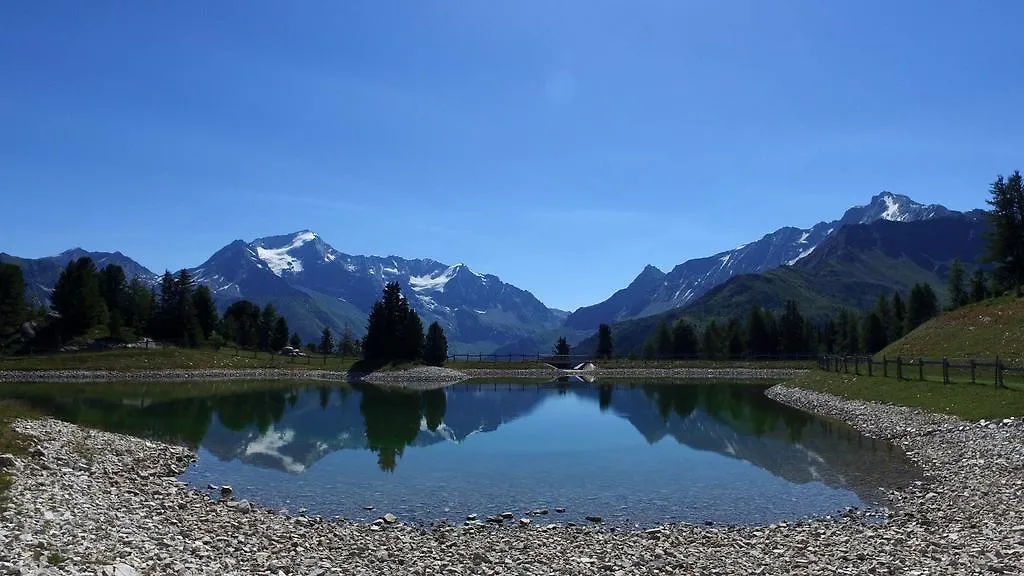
98 564 140 576
383 513 398 524
0 454 18 470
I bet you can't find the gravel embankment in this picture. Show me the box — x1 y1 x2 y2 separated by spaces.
2 384 1023 574
0 366 805 386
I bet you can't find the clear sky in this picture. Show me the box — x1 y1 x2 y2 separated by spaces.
2 1 1021 311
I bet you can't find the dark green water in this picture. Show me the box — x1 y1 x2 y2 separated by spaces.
0 380 919 527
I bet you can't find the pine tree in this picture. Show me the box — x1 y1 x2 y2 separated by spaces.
398 299 424 362
779 300 806 356
319 327 334 355
671 319 699 357
363 282 423 362
174 269 201 347
836 308 858 354
861 311 887 354
700 320 722 359
946 259 969 310
97 264 127 339
192 285 219 340
970 268 989 303
891 291 906 342
51 258 108 339
0 263 26 338
654 320 673 358
270 317 289 351
822 319 837 354
289 332 302 349
258 303 277 351
984 171 1024 289
338 325 357 357
554 336 571 356
124 278 154 334
222 300 261 349
726 318 744 359
595 323 613 360
423 321 448 366
745 305 772 357
641 337 657 359
874 293 892 347
906 283 939 333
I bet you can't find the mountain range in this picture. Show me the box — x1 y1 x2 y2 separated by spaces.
1 191 987 354
564 192 959 331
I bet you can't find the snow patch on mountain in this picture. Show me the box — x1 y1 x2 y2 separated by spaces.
255 231 319 276
882 194 906 222
409 265 460 293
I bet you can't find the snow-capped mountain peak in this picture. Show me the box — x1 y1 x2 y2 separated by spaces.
252 230 339 276
840 192 951 226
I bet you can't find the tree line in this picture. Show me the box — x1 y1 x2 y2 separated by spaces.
0 259 452 365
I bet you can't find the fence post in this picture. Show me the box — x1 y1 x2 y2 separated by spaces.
970 359 976 385
942 357 949 385
896 356 902 380
855 356 860 376
995 356 1000 387
918 358 924 381
868 357 873 377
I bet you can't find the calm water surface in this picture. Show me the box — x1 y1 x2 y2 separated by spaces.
1 380 920 527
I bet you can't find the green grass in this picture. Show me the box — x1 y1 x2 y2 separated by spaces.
0 346 361 372
789 369 1024 420
0 379 336 402
879 294 1024 361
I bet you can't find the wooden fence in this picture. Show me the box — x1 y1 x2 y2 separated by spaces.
818 355 1024 388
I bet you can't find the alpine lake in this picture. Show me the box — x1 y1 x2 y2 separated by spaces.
0 378 921 528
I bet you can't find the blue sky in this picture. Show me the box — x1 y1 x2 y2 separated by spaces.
1 1 1021 311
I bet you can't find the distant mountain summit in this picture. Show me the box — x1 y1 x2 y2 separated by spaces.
189 230 564 352
564 192 962 332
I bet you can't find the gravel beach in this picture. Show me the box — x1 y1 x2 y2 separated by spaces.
1 384 1022 575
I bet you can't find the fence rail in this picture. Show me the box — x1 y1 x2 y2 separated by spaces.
818 354 1024 388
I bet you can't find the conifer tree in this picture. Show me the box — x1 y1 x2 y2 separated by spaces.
338 325 357 357
946 259 969 310
861 311 887 354
671 319 699 357
319 326 334 355
554 336 571 356
970 268 989 303
289 332 302 349
874 293 892 346
700 320 722 359
51 258 107 339
779 300 806 356
725 318 744 359
891 291 906 342
0 263 26 338
192 285 219 340
984 171 1024 289
423 321 448 366
595 323 613 360
258 303 277 351
745 305 773 356
270 317 289 351
654 320 673 357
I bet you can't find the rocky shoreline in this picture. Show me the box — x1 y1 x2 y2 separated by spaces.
0 366 804 386
1 385 1023 574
